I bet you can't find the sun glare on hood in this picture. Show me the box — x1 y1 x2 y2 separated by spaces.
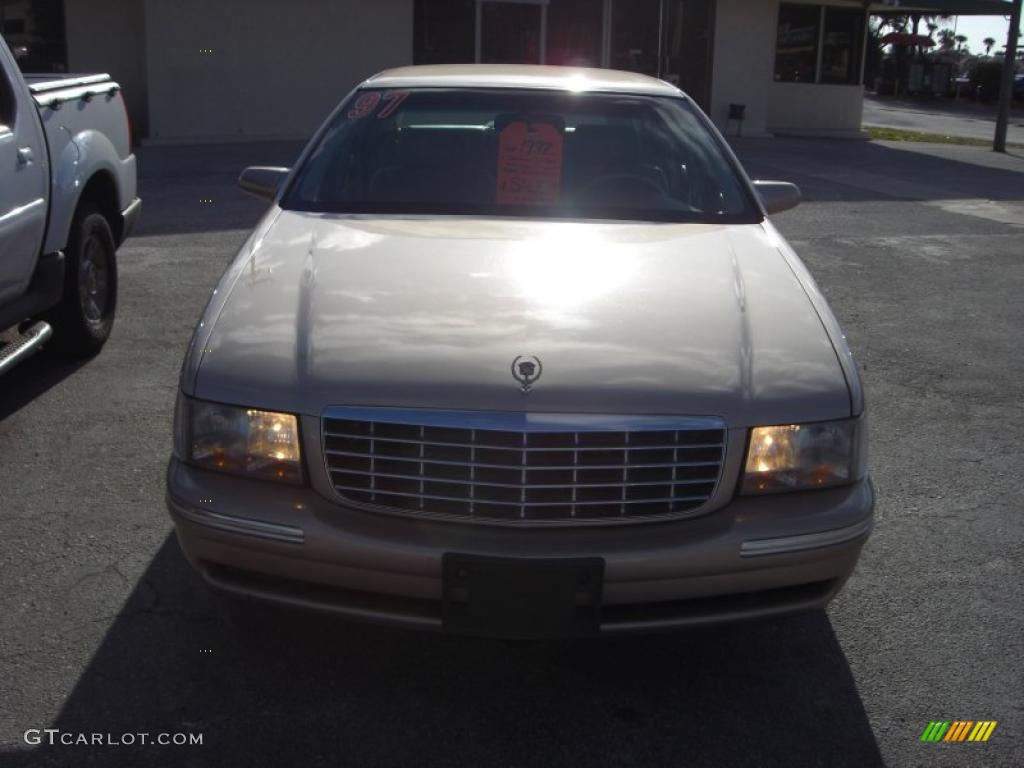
503 226 636 312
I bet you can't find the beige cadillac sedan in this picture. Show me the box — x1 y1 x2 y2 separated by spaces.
167 65 872 638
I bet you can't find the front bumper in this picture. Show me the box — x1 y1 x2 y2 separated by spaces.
166 457 874 635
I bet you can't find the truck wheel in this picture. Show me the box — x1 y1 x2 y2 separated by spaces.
49 208 118 357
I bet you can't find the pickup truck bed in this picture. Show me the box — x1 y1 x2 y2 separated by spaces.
1 34 139 373
24 73 139 258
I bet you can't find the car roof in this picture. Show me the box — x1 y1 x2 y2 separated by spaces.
363 64 684 97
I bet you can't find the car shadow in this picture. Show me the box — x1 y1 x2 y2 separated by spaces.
129 136 1024 238
0 348 89 422
2 535 882 768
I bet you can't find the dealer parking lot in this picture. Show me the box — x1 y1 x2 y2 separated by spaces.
1 137 1022 767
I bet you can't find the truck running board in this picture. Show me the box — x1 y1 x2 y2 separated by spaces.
0 322 52 376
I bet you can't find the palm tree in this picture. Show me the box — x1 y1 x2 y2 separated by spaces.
955 34 968 52
938 29 956 50
983 37 996 55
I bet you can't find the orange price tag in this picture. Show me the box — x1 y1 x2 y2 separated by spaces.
496 121 564 206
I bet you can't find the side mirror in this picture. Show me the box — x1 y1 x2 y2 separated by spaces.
753 180 801 215
239 166 290 200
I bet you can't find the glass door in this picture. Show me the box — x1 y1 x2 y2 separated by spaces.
480 1 544 64
609 0 661 75
545 0 603 67
660 0 715 110
608 0 714 110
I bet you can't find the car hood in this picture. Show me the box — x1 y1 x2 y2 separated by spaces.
189 210 851 427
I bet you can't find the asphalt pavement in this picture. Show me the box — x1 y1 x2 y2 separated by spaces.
1 136 1022 767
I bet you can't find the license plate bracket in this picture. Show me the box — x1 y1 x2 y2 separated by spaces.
442 554 604 638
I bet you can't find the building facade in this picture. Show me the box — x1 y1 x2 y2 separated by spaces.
4 0 880 143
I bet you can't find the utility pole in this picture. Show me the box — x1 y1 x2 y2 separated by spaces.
994 0 1022 152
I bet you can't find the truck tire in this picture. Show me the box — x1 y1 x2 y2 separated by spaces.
48 207 118 357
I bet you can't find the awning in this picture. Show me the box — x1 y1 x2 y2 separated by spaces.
880 32 937 45
870 0 1015 15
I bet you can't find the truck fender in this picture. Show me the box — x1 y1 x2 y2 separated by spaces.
43 126 132 253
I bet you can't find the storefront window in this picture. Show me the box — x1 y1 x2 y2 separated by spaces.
414 0 476 65
0 0 67 73
821 7 863 84
411 0 715 102
546 0 603 67
774 4 819 83
774 4 864 85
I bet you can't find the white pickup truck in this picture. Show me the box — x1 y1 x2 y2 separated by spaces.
0 35 139 374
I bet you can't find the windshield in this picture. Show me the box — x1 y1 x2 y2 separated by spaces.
283 88 758 223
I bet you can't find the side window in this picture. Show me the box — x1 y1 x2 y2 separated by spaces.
0 67 15 131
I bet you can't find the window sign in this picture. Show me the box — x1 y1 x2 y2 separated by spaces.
496 119 564 206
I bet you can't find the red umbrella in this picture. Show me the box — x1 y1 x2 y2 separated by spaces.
880 33 937 47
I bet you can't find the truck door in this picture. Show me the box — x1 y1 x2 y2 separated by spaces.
0 41 49 307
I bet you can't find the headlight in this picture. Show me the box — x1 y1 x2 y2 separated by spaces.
741 418 863 494
175 395 303 484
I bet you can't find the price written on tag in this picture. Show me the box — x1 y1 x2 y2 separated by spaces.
496 121 564 206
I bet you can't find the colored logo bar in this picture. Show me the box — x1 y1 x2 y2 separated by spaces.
920 721 997 742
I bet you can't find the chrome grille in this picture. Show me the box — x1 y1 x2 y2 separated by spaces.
322 408 726 524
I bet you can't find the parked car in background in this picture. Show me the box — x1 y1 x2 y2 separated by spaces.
0 35 139 374
1014 73 1024 102
167 65 872 639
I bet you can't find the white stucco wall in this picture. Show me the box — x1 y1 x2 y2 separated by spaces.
767 82 864 136
709 0 779 138
142 0 413 144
